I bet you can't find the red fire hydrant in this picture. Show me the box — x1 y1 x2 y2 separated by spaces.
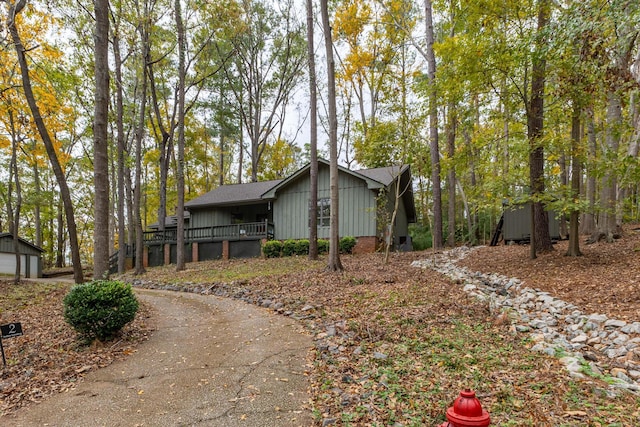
438 389 491 427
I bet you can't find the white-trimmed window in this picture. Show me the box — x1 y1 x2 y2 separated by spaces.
317 198 330 227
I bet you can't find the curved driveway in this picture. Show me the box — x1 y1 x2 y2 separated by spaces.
4 289 313 427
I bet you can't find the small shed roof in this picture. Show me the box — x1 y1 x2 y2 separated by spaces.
0 233 45 254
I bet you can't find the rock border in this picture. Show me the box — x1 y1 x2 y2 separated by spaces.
411 246 640 393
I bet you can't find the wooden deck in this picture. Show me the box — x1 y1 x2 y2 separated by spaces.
143 221 274 244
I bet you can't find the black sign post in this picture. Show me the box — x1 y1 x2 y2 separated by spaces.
0 322 23 367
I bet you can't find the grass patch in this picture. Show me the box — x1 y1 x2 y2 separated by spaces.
122 256 326 285
0 281 69 312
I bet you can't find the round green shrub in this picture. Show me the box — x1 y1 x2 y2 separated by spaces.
339 236 357 254
318 239 329 254
63 280 139 342
294 239 310 255
262 240 282 258
282 239 297 257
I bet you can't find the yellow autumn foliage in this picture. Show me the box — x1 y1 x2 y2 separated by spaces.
0 3 75 172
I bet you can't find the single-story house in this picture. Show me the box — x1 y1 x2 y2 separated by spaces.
143 159 416 266
0 233 44 278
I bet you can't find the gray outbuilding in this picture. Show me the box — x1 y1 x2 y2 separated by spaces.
0 233 44 278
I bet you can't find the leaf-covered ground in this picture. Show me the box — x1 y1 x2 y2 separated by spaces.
458 226 640 322
0 282 154 416
2 226 640 425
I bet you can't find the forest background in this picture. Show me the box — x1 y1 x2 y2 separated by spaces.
1 0 639 280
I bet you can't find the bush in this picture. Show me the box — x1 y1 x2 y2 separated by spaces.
63 280 139 342
409 224 432 251
294 239 310 256
262 240 282 258
318 239 329 254
339 236 357 254
282 239 297 257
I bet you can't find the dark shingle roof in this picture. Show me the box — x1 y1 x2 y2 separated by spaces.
0 233 45 253
148 211 190 229
355 165 408 187
185 180 283 209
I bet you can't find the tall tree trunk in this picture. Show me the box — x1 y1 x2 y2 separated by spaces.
93 0 111 279
558 152 569 239
219 133 225 187
33 159 42 248
464 128 478 244
237 102 244 184
7 1 84 283
597 92 622 242
580 106 597 234
307 0 318 260
134 15 150 275
425 0 443 250
125 161 134 260
566 104 582 256
56 200 65 268
528 0 553 258
175 0 186 271
113 23 127 274
148 61 174 232
321 0 342 272
8 112 22 283
446 105 456 247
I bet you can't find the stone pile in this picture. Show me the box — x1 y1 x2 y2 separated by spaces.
412 246 640 393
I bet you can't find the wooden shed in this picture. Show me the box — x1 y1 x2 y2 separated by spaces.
0 233 44 278
502 203 560 244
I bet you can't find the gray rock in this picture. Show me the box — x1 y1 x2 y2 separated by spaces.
605 347 628 359
571 335 588 343
604 319 627 328
612 334 629 346
530 319 548 329
621 322 640 334
588 314 608 324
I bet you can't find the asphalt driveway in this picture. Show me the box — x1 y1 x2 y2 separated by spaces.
3 289 313 427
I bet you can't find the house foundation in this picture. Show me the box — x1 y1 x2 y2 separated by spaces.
353 236 378 254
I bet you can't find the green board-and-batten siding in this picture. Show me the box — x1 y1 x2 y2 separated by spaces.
272 165 378 240
189 203 271 230
190 209 228 229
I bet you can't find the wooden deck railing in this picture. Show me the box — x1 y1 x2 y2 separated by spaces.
143 221 274 243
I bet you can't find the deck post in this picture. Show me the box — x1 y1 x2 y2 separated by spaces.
222 240 229 260
164 243 171 265
192 241 199 262
143 245 149 268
